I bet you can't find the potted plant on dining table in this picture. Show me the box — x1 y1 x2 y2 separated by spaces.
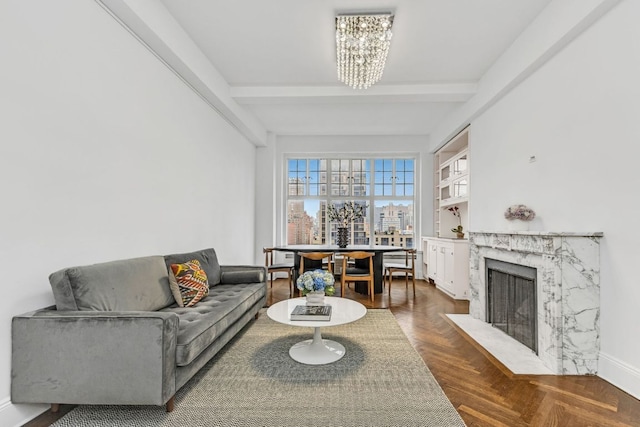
327 201 367 248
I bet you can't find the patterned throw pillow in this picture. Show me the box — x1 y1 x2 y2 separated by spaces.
168 259 209 307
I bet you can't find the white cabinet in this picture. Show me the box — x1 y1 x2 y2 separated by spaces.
422 237 469 300
426 240 439 282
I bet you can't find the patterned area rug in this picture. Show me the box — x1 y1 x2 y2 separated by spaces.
52 309 465 427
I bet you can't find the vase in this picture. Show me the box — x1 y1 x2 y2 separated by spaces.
508 219 530 231
456 232 465 239
306 290 325 305
336 226 349 248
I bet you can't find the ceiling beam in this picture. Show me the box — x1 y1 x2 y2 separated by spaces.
230 83 477 105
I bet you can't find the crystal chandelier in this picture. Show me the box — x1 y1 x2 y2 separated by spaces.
336 13 394 90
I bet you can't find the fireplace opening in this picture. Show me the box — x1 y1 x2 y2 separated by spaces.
486 259 537 353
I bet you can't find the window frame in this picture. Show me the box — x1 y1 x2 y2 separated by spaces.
284 155 418 248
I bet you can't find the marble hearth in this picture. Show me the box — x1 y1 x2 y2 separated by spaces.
469 231 602 375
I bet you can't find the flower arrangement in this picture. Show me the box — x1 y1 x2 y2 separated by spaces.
504 204 536 221
296 269 335 296
327 201 367 227
448 206 463 234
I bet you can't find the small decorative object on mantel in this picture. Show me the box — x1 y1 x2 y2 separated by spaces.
504 204 536 231
448 206 465 238
296 269 335 305
327 201 368 248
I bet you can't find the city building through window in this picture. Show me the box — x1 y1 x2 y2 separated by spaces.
286 158 415 248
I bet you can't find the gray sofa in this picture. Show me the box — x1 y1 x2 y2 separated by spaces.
11 248 267 412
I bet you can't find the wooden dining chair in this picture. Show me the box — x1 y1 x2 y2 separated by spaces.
383 248 417 296
263 247 294 296
340 251 374 302
298 252 334 296
298 252 334 275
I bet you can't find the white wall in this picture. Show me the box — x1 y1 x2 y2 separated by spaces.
0 1 257 425
254 133 278 264
468 0 640 397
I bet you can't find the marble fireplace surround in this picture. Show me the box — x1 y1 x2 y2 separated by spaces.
469 231 602 375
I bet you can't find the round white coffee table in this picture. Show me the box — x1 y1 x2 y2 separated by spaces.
266 297 367 365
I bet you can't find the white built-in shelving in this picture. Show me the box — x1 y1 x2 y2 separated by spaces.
433 127 469 238
424 126 470 300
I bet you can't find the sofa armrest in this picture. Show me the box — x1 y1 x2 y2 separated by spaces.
220 265 266 284
11 308 178 406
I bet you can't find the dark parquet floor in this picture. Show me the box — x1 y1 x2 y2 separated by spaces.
25 278 640 427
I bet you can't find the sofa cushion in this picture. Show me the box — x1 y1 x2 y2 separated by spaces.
169 260 209 307
160 282 265 366
49 256 175 311
164 248 221 287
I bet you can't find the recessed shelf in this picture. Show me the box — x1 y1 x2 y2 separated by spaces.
440 197 468 208
433 127 469 238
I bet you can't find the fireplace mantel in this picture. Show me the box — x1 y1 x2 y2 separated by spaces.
469 231 602 375
471 231 602 255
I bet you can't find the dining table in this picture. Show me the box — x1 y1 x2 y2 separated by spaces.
272 245 405 296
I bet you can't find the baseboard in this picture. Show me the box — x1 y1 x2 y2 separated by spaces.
598 352 640 399
0 397 48 427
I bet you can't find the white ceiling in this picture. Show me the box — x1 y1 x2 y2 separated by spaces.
156 0 552 137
